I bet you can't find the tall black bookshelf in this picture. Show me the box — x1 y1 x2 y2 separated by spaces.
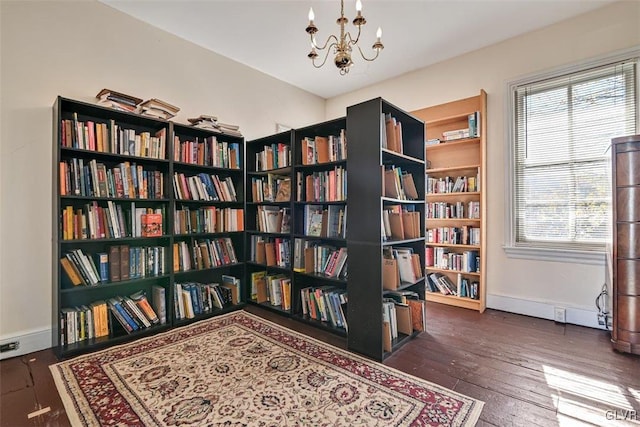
244 130 295 314
291 118 348 336
53 97 245 359
346 98 426 361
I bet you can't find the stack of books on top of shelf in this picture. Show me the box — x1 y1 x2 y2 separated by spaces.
188 115 243 137
95 89 142 113
138 98 180 120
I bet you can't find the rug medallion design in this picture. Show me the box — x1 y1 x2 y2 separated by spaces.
51 311 483 426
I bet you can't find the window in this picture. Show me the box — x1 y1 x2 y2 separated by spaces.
508 57 638 259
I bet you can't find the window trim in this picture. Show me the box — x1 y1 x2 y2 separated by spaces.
504 46 640 265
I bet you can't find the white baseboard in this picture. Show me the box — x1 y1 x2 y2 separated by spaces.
487 294 605 330
0 328 52 360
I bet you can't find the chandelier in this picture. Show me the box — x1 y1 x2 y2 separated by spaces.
305 0 384 75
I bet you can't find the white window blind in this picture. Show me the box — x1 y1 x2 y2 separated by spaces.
513 60 637 251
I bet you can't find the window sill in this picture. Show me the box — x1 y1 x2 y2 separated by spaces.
503 245 605 265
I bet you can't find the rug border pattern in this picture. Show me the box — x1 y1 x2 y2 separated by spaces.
50 310 484 426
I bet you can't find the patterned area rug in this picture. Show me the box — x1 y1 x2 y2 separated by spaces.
51 310 483 426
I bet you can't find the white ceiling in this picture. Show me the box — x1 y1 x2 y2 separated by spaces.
102 0 613 99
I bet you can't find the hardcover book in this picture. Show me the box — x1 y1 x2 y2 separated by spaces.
141 213 163 237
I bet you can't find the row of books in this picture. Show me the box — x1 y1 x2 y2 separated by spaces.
426 226 480 246
172 238 238 272
173 136 240 169
382 246 424 289
300 286 348 330
250 236 291 268
426 272 479 299
255 143 291 171
292 240 348 279
249 271 292 309
173 172 238 202
61 203 164 240
303 204 347 238
425 111 481 145
382 296 426 352
61 116 167 159
60 245 167 287
383 167 419 200
297 167 347 202
251 174 290 202
256 206 291 234
427 248 480 273
381 113 404 154
174 206 244 234
426 201 480 219
60 158 165 199
108 292 163 334
382 205 421 241
174 278 239 320
300 131 347 165
60 288 165 345
426 173 479 194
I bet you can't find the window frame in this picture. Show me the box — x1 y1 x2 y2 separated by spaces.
504 47 640 265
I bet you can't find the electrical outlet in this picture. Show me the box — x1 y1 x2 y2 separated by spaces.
554 307 566 323
0 341 19 353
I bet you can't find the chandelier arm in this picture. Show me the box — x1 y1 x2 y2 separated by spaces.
311 34 340 51
312 44 336 68
345 25 362 46
355 42 382 62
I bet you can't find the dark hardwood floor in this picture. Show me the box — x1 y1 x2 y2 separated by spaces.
1 303 639 426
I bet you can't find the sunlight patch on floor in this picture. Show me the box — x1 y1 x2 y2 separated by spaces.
543 365 639 427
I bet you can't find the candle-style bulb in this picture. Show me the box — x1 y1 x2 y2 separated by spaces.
308 7 315 21
376 27 382 39
356 0 362 12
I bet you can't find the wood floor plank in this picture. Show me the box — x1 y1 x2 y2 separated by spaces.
454 380 560 427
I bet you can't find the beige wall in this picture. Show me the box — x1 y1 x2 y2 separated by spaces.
0 0 325 347
327 1 640 319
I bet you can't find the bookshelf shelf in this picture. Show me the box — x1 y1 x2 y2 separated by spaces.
60 275 172 294
60 147 171 164
247 166 292 176
293 314 348 336
426 164 481 174
246 261 291 273
381 197 423 204
295 159 347 170
425 218 481 223
412 90 487 313
53 96 245 358
382 237 425 246
426 138 480 150
293 234 346 243
426 243 481 249
293 200 347 205
424 112 478 126
381 148 425 165
293 271 348 285
426 267 480 276
426 192 480 198
425 292 481 309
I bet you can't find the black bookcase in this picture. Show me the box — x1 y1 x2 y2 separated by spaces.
346 98 426 361
244 130 294 314
53 97 245 358
291 118 348 336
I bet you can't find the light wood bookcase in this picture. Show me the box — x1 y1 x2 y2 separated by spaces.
411 90 487 312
